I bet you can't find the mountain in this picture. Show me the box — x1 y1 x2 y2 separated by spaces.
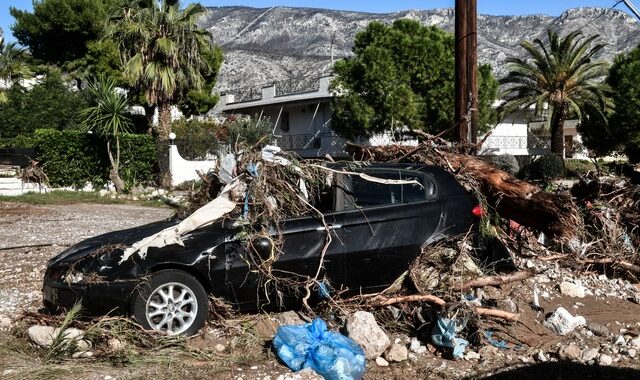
199 6 640 92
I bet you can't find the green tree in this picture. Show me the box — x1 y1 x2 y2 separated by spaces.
500 29 609 157
0 36 32 103
10 0 124 72
105 0 223 138
80 76 132 192
605 46 640 163
331 19 498 139
0 70 87 137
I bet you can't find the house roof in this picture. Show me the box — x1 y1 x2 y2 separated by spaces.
218 76 332 112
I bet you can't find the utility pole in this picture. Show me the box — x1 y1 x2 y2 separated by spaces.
467 0 478 144
455 0 469 143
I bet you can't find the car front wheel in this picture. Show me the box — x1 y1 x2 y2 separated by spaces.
131 269 208 336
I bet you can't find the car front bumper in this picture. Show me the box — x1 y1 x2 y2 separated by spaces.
43 279 140 315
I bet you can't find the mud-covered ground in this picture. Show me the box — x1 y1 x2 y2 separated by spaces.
1 202 640 380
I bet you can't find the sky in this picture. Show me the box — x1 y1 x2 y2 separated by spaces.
0 0 632 43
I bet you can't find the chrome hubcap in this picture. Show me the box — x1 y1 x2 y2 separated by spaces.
145 282 197 335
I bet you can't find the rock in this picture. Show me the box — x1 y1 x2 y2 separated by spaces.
385 343 408 362
76 339 92 351
559 281 587 298
375 357 389 367
479 345 500 358
409 337 427 354
288 368 322 380
632 293 640 305
627 348 637 358
275 311 305 327
60 327 84 340
108 338 124 352
71 350 93 358
535 351 548 362
214 343 226 352
630 336 640 348
544 307 586 335
598 354 613 366
614 335 626 346
465 350 481 360
559 344 582 361
496 299 518 313
27 325 56 347
588 323 610 337
0 315 11 331
346 311 391 360
582 348 599 362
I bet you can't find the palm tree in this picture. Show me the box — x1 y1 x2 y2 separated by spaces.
500 29 609 157
105 0 216 139
81 76 132 193
0 36 32 102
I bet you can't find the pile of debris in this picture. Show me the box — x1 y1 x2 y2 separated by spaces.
5 135 640 379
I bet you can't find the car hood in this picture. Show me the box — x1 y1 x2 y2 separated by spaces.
48 219 180 268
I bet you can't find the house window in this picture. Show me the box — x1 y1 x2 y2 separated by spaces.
280 111 290 132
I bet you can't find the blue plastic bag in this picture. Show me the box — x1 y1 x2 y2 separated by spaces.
273 318 366 380
431 317 469 359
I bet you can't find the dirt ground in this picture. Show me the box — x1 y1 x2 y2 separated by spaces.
2 202 640 380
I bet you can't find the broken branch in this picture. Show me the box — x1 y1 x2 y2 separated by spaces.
577 258 640 274
369 294 520 322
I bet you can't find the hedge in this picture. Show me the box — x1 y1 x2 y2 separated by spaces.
32 129 156 189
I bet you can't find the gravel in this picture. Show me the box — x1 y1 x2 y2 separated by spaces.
0 203 173 316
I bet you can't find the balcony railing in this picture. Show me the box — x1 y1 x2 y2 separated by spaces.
482 136 528 149
274 77 321 96
277 132 336 150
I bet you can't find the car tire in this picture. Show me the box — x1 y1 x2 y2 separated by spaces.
130 269 208 336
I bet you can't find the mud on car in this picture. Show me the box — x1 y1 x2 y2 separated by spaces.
43 163 479 335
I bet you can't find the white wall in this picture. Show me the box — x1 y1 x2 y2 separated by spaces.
169 145 217 187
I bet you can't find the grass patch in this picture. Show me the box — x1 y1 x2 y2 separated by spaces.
0 191 168 208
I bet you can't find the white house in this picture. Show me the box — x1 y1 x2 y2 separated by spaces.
217 76 345 158
479 102 586 158
216 76 588 159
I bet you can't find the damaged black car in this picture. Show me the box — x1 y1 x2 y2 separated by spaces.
43 163 480 335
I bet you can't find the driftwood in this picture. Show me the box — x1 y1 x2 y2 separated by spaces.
455 270 536 291
578 258 640 274
370 294 520 322
346 142 582 245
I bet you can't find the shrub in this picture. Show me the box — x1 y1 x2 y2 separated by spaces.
170 115 273 160
119 134 157 188
491 154 519 175
34 129 107 188
565 159 596 178
32 129 156 189
224 116 273 148
0 134 36 149
527 155 566 181
171 118 221 160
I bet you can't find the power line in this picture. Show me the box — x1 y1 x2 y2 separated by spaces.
620 0 640 21
573 1 623 33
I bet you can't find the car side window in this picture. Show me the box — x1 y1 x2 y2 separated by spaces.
345 169 435 209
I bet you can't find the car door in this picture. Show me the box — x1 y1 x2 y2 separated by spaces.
221 182 346 309
341 168 441 293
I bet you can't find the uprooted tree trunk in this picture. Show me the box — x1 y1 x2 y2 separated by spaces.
346 142 582 246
